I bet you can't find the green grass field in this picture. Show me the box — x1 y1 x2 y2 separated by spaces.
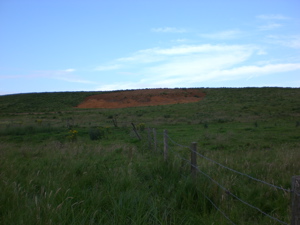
0 87 299 224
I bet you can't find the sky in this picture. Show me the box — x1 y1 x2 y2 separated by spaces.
0 0 299 95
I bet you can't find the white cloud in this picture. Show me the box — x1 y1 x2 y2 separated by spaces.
256 14 290 20
256 14 289 31
0 91 12 96
64 68 76 73
267 35 300 49
151 27 187 33
199 30 243 40
94 64 121 71
171 39 189 43
200 63 300 81
259 23 282 30
96 82 149 91
257 49 267 55
94 44 257 78
94 43 300 89
28 69 96 84
140 63 300 87
119 44 255 59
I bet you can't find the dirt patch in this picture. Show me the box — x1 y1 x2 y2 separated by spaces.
76 88 206 109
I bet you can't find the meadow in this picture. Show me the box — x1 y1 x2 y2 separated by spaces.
0 87 299 224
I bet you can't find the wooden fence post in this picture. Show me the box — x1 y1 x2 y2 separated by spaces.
191 142 197 178
131 123 141 140
153 128 157 152
163 130 168 161
291 175 300 225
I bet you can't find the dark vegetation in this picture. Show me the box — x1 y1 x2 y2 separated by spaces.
0 87 299 224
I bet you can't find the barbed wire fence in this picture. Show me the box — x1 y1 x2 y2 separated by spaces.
135 126 300 225
102 119 299 224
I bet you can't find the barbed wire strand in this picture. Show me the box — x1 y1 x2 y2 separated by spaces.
191 182 237 224
192 150 290 192
174 158 236 225
178 156 287 224
105 125 289 224
182 158 289 225
166 133 190 149
108 125 288 224
166 133 290 192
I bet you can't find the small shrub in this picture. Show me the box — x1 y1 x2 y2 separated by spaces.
35 119 43 125
89 127 105 140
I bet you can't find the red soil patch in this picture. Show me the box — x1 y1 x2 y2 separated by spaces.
76 88 206 109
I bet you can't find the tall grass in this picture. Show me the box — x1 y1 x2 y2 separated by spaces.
0 87 300 224
1 139 298 224
0 141 207 224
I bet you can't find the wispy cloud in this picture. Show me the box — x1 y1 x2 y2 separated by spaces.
256 14 290 20
94 64 121 71
96 62 300 90
64 68 76 73
151 27 187 33
259 23 282 31
96 44 299 89
199 30 243 40
94 44 257 77
193 63 300 82
46 69 96 84
267 35 300 49
1 68 95 84
256 14 289 30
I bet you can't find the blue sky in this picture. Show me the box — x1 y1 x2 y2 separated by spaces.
0 0 299 95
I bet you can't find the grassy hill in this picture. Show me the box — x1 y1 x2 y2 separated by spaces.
0 91 101 113
0 87 299 224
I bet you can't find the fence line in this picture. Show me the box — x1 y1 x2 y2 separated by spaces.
180 172 238 225
172 145 289 224
194 150 290 192
168 133 290 191
123 123 298 224
186 158 289 225
142 128 298 225
165 133 290 192
166 145 236 225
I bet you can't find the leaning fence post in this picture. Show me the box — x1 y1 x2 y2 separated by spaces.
191 142 197 178
291 175 300 225
163 130 168 161
153 128 157 152
131 123 141 140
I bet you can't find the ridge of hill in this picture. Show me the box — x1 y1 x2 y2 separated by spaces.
0 88 299 117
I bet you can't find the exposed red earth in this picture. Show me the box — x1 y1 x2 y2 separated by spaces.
76 88 206 109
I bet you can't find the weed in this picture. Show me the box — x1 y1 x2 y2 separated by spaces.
137 123 146 131
68 129 78 142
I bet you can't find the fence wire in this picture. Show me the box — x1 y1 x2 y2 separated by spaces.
166 133 290 192
165 132 290 225
169 148 237 225
193 150 290 192
166 133 190 149
187 160 289 225
130 127 290 224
